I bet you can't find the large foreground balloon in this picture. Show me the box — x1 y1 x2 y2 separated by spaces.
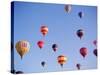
77 29 84 39
93 49 97 57
15 41 30 59
37 40 44 49
76 64 81 70
40 26 48 36
57 55 67 67
80 47 88 58
65 5 72 13
78 12 84 18
52 44 58 52
41 61 46 67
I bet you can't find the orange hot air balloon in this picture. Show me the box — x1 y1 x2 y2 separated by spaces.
80 47 88 58
40 26 48 36
65 5 72 13
77 29 84 39
37 40 44 49
15 41 30 59
57 55 67 67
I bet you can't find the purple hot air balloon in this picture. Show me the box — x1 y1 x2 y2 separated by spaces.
80 47 88 58
93 49 97 57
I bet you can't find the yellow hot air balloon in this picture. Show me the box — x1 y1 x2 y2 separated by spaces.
57 55 67 67
15 40 30 59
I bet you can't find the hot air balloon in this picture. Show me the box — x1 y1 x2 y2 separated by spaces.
65 5 72 13
37 40 44 49
52 44 58 52
57 55 67 67
76 64 81 70
15 40 30 59
40 26 48 36
80 47 88 58
78 11 84 18
41 61 46 67
16 71 23 74
93 49 97 57
77 29 84 39
93 40 97 46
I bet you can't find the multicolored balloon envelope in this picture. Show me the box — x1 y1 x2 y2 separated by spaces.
11 1 97 74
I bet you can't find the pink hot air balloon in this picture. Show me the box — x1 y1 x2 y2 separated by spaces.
37 40 44 49
80 47 88 58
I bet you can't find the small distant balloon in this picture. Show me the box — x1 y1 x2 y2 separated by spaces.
65 5 72 13
52 44 58 52
78 11 84 18
15 40 30 59
93 40 97 46
93 49 97 57
37 40 44 49
80 47 88 58
76 64 81 70
40 26 48 36
77 29 84 39
41 61 46 67
57 55 67 67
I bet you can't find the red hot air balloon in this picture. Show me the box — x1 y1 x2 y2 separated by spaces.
93 49 97 57
40 26 48 36
76 64 81 70
52 44 58 52
77 29 84 39
80 47 88 58
37 40 44 49
93 40 97 46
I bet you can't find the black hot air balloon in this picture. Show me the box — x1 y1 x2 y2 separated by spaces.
52 44 58 52
76 64 81 70
93 49 97 57
78 11 84 18
41 61 46 67
77 29 84 39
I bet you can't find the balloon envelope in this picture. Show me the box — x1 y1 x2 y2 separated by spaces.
93 49 97 57
41 61 46 67
78 12 84 18
40 26 48 36
76 64 81 70
52 44 58 52
57 55 67 67
37 40 44 49
15 40 30 59
80 47 88 58
77 29 84 39
65 5 72 13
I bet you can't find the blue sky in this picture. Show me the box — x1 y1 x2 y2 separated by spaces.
13 1 97 73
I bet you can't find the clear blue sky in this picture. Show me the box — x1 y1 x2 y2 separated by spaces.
13 1 97 73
